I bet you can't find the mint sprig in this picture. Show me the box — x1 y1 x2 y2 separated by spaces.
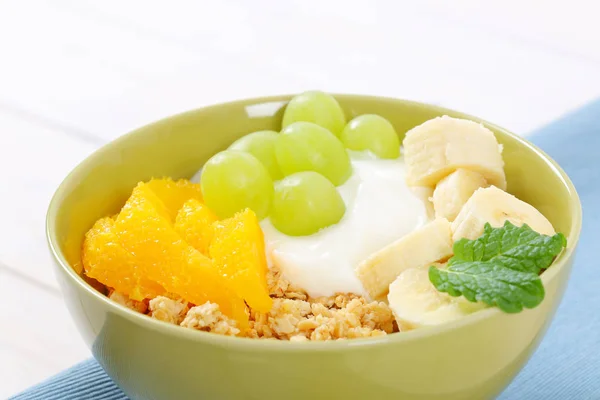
429 221 567 313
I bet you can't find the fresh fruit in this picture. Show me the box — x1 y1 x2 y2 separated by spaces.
229 130 283 180
270 171 346 236
282 91 346 136
340 114 400 159
403 116 506 189
200 150 274 220
451 186 555 241
210 209 272 312
145 178 203 221
432 169 488 222
114 183 248 327
430 222 566 313
276 122 352 186
388 266 487 329
356 218 454 299
82 217 165 301
174 198 218 255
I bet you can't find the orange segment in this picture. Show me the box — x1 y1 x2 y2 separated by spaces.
145 178 203 221
82 217 164 301
210 209 273 312
114 183 248 327
174 199 218 255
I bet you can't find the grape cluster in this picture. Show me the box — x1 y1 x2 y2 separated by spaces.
200 91 400 236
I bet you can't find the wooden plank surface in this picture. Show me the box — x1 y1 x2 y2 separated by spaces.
0 267 90 398
1 0 600 140
0 111 100 287
1 0 599 397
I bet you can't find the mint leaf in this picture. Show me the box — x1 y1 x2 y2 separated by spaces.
453 222 567 274
429 221 567 313
429 261 545 313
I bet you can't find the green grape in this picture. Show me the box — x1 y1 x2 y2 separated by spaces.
340 114 400 159
229 130 283 180
270 171 346 236
276 122 352 186
200 150 273 220
282 91 346 136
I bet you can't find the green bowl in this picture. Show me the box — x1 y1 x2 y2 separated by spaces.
47 95 582 400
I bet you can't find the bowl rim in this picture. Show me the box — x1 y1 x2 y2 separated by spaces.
46 93 583 353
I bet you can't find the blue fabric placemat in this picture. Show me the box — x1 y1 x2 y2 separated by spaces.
11 101 600 400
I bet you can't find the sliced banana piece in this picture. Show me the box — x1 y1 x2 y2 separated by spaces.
403 116 506 189
432 169 488 222
388 266 487 329
410 186 435 220
452 186 556 241
356 218 454 300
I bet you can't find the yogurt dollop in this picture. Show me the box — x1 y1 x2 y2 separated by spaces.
261 155 428 298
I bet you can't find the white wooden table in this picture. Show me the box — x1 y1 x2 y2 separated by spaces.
1 1 600 397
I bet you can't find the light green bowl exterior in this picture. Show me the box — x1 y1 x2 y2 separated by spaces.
47 95 582 400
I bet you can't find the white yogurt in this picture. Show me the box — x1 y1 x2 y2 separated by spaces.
261 155 429 298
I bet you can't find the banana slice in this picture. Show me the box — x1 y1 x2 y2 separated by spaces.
432 169 488 222
388 265 487 329
356 218 454 299
452 186 556 241
403 116 506 189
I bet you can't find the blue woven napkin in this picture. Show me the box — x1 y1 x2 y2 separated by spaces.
11 101 600 400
